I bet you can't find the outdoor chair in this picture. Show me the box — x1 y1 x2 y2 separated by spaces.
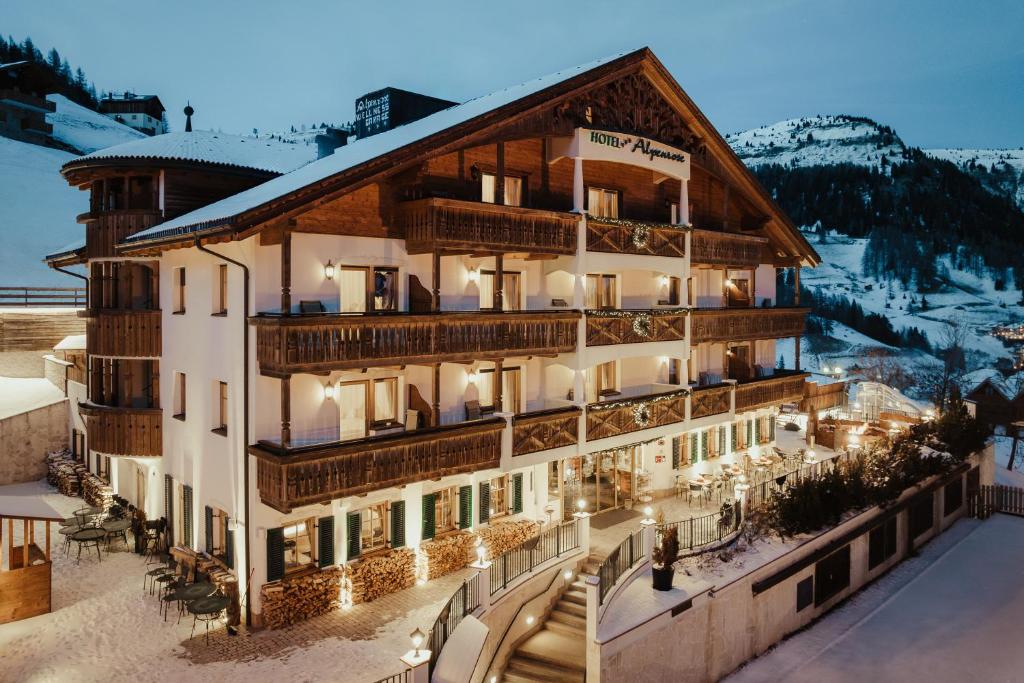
143 519 166 562
154 559 178 598
144 557 172 594
299 300 326 314
161 576 187 621
687 483 706 507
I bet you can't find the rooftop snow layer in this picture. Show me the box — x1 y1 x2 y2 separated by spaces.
46 94 144 154
70 129 318 175
54 334 86 351
124 50 633 244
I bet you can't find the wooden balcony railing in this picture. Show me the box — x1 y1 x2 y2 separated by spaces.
399 197 578 255
78 402 162 457
690 384 732 419
586 388 687 441
690 307 808 344
690 229 773 267
87 210 162 259
734 372 809 412
251 418 505 513
585 309 686 346
801 379 847 413
586 217 686 258
0 89 56 113
251 310 581 376
512 406 581 457
85 309 162 357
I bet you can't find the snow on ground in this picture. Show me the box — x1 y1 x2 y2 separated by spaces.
46 94 144 154
0 137 86 287
727 514 1024 682
992 435 1024 487
0 376 65 419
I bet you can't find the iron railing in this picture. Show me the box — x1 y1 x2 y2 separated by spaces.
744 451 854 513
659 503 741 552
489 519 579 596
598 529 644 605
370 671 410 683
427 572 481 674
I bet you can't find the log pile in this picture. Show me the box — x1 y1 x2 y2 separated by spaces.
477 519 540 559
260 566 342 630
341 547 416 604
170 546 241 626
421 532 475 580
45 448 73 486
81 473 113 511
50 459 85 498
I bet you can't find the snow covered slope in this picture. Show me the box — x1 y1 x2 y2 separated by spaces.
726 115 905 169
0 137 85 286
925 147 1024 210
46 94 144 154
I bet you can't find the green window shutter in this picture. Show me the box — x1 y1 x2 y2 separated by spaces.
183 485 193 547
731 423 737 453
225 520 234 569
347 512 361 560
755 418 761 444
769 417 776 441
318 515 335 568
701 432 709 459
459 486 473 529
671 437 681 469
390 501 406 548
204 506 214 554
422 494 436 540
689 433 698 464
512 473 524 514
747 419 753 446
266 527 284 582
719 427 725 455
479 483 491 523
164 474 174 547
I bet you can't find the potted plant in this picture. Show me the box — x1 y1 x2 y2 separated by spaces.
651 526 679 591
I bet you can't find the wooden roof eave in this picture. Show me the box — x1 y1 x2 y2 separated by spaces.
60 157 281 186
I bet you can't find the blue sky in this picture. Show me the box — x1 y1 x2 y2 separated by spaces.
2 0 1021 148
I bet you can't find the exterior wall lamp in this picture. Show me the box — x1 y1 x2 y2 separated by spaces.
468 267 480 284
323 381 336 401
324 260 335 280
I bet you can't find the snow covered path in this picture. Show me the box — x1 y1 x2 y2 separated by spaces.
727 515 1024 682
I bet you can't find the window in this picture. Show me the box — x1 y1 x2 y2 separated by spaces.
215 264 228 315
868 516 898 570
359 503 388 553
662 276 681 306
489 475 509 518
587 187 619 218
213 381 228 434
944 477 963 516
173 372 186 420
372 378 398 426
796 576 814 612
585 274 616 309
173 267 186 314
477 366 522 413
909 493 934 539
481 173 524 207
373 268 398 311
282 518 316 573
479 271 523 311
585 361 618 402
814 544 850 606
209 507 230 562
435 487 458 535
668 358 682 385
97 454 110 483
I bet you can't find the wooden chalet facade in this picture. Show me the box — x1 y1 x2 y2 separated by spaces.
50 48 820 627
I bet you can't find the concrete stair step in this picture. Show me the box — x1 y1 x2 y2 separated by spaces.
548 609 586 630
516 629 587 671
504 655 585 682
554 600 587 618
545 618 584 637
562 589 587 605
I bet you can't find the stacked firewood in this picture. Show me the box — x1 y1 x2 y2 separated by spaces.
421 532 476 580
171 546 242 626
81 473 113 511
477 520 540 559
45 449 72 486
52 460 85 497
260 566 342 629
342 547 416 604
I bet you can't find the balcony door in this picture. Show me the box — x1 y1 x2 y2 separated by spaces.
338 380 368 440
480 271 522 311
339 267 368 313
477 366 522 413
727 344 751 381
585 274 616 309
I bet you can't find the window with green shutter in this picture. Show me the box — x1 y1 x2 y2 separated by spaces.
672 436 681 469
318 516 335 568
730 423 737 453
182 485 193 548
690 433 698 464
755 418 761 444
164 475 174 547
747 419 753 446
512 473 524 514
769 417 776 441
390 500 406 548
719 427 725 455
701 431 709 459
347 512 361 560
422 493 436 540
479 483 490 524
225 521 234 569
266 527 285 582
204 506 214 554
459 486 472 529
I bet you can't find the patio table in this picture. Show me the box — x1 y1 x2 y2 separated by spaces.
188 594 231 644
101 518 132 549
70 527 105 564
73 506 104 527
178 582 217 602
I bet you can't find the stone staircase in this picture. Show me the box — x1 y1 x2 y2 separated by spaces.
500 557 601 682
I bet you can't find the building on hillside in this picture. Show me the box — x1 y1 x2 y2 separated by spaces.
99 92 167 135
963 369 1024 430
0 61 57 145
46 48 820 629
847 379 927 423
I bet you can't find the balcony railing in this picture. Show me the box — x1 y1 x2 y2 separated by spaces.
734 372 808 412
586 217 686 258
512 406 581 457
690 383 732 419
251 310 581 376
89 210 163 259
690 229 773 267
78 402 162 457
586 387 688 441
251 418 504 513
585 309 686 346
85 309 161 357
690 307 809 344
399 197 578 255
801 379 847 413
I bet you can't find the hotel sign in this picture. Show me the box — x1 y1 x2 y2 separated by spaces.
551 128 690 180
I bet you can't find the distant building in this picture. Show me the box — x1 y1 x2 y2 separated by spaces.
0 61 57 145
99 92 166 135
964 369 1024 429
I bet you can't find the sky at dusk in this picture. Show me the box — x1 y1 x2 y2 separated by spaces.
1 0 1021 149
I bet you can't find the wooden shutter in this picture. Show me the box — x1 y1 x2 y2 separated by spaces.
512 473 524 514
459 486 472 529
266 527 285 582
318 515 335 568
755 418 762 444
204 506 214 554
479 483 491 524
747 419 753 446
701 431 709 459
164 474 174 546
347 512 361 560
225 519 234 569
689 433 698 464
719 427 725 455
730 423 737 453
671 436 681 469
390 501 406 548
769 417 776 441
182 485 193 547
422 494 436 540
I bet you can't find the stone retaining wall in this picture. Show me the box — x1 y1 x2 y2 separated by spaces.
0 400 69 485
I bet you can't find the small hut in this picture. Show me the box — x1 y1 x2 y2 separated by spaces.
0 496 63 624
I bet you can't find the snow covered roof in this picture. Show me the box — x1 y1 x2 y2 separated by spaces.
964 368 1024 400
123 50 635 245
65 130 318 175
43 237 86 262
54 334 86 351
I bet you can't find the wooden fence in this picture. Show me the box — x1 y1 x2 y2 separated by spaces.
0 286 86 307
970 485 1024 519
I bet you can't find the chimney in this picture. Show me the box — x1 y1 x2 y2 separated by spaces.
315 127 348 159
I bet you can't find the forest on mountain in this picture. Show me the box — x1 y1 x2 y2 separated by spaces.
0 35 100 109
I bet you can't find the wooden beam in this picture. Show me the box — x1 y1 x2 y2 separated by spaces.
281 375 291 448
494 359 504 413
432 364 441 427
494 253 504 311
281 228 292 315
495 142 505 206
794 265 801 305
432 250 441 311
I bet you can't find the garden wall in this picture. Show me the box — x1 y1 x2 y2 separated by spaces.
0 400 68 485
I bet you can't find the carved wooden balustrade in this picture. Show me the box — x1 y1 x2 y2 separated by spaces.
586 217 687 258
251 418 504 513
585 309 686 346
800 378 847 413
78 402 162 457
734 372 809 412
586 388 688 441
85 309 162 357
690 307 809 344
87 210 162 259
512 406 581 456
690 229 773 267
251 310 580 376
399 197 578 255
689 384 732 419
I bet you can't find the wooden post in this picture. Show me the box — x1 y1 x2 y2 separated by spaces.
22 520 28 568
494 359 504 413
45 520 51 561
795 335 802 372
281 228 292 315
495 142 505 206
432 250 441 312
281 375 292 447
432 364 441 427
493 254 504 311
793 266 801 305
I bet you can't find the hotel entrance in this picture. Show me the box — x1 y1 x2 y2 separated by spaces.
558 445 648 521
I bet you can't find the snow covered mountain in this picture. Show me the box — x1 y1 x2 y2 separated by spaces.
925 147 1024 210
46 94 144 153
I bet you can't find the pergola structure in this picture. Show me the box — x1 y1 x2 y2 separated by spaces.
0 496 63 624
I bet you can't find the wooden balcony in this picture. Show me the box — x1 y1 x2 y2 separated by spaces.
586 388 687 441
512 406 581 457
690 307 809 344
690 384 732 419
85 309 161 357
399 197 578 255
78 403 162 457
690 229 773 267
734 372 809 412
585 309 686 346
801 379 847 413
251 418 505 513
251 310 581 377
586 217 686 258
87 210 162 259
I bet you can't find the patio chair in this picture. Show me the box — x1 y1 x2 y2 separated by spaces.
144 556 172 594
161 576 187 621
298 300 326 314
143 519 165 562
687 483 706 507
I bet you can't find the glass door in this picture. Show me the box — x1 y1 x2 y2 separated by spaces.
338 381 368 440
339 267 368 312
